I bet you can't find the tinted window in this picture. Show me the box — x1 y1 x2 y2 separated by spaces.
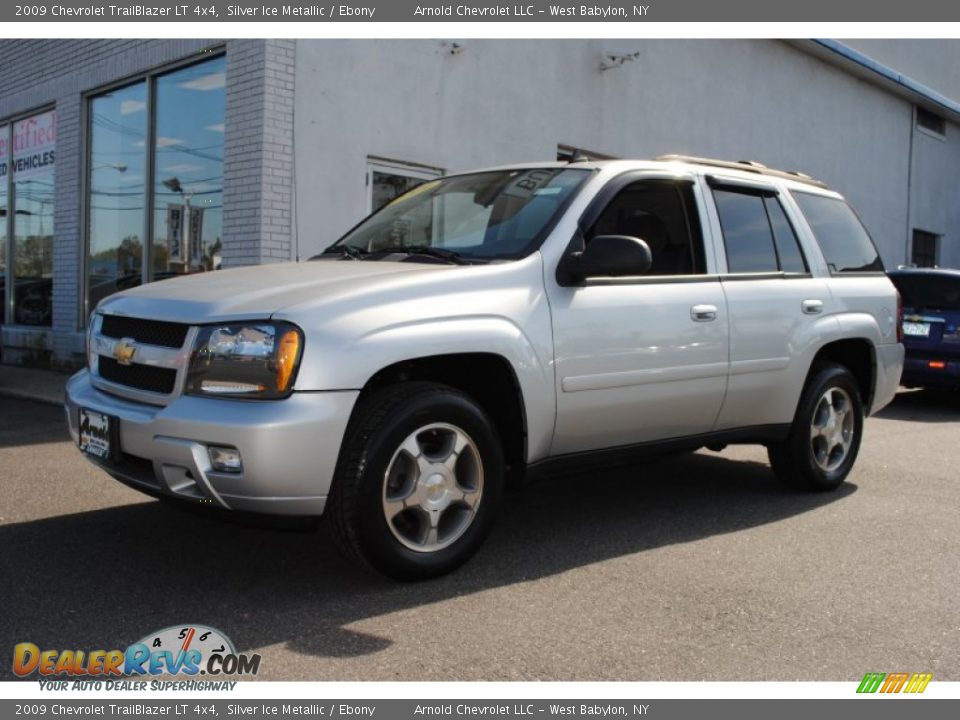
588 181 705 275
713 190 778 273
889 273 960 312
792 192 883 273
765 197 807 273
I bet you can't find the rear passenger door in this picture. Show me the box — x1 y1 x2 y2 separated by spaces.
705 178 834 430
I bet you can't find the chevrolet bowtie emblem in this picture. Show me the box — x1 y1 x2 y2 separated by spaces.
113 338 137 365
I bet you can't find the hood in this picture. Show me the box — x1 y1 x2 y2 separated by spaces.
96 260 456 324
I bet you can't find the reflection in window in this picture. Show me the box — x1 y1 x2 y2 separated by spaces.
153 56 225 276
713 190 779 273
88 83 147 312
0 123 7 324
12 111 56 327
792 192 883 274
368 159 441 214
765 197 807 273
86 54 225 317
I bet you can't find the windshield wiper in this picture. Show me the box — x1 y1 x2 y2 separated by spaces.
317 245 367 260
371 245 472 265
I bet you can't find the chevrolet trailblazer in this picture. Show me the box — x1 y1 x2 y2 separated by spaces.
66 156 904 578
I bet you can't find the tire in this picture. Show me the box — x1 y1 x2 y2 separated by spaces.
768 363 864 492
327 382 505 580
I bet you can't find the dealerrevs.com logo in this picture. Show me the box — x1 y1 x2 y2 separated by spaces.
14 625 261 687
857 672 933 694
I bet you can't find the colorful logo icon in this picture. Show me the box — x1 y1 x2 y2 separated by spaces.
13 624 260 678
857 672 932 694
113 338 137 365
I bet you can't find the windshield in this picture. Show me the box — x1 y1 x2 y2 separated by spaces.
320 168 590 262
890 273 960 312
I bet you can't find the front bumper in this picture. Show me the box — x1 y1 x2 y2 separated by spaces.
65 371 358 515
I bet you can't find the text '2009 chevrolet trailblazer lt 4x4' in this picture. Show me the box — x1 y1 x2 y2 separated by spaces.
67 155 904 579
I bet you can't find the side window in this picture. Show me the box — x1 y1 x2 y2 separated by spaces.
586 181 706 275
712 188 808 274
764 197 807 273
791 191 883 274
713 190 778 272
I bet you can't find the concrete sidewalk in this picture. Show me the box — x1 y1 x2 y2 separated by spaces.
0 364 73 406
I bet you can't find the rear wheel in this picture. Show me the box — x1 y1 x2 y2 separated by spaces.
768 363 864 491
327 382 505 580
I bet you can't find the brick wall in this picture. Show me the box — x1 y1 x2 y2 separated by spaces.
0 39 287 366
222 39 295 267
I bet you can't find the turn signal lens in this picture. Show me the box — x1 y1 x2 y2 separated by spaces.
275 329 301 392
186 321 304 399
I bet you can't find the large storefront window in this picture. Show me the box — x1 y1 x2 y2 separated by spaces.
87 83 147 312
153 58 225 276
86 54 224 318
0 124 7 325
1 110 56 327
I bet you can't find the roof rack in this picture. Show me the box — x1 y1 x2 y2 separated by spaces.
653 154 828 189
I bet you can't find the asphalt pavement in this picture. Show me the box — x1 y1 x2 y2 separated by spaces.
1 390 958 681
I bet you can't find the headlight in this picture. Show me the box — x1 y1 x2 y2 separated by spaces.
186 321 303 399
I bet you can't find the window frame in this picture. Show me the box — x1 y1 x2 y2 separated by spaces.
1 103 57 330
790 188 885 277
80 47 225 329
911 229 939 268
365 157 443 215
568 171 712 286
915 106 947 139
707 179 811 279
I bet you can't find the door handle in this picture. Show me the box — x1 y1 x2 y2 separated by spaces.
691 304 718 322
802 299 824 315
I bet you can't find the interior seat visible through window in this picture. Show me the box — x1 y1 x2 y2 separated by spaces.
586 181 705 276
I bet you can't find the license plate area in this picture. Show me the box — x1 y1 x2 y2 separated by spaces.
902 321 931 338
79 408 118 461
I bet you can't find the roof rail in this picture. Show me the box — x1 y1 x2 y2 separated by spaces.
654 154 828 189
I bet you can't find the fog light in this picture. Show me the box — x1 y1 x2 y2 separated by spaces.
208 446 242 473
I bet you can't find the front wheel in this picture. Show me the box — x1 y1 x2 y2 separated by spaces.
327 382 505 580
768 363 864 491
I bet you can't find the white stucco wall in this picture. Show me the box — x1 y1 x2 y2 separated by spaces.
841 39 960 103
294 39 957 269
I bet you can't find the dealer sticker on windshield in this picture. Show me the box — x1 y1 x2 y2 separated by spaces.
79 408 111 459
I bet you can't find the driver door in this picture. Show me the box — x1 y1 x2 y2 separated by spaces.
547 177 730 455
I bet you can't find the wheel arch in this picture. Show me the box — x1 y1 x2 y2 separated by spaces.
356 353 530 481
807 338 877 413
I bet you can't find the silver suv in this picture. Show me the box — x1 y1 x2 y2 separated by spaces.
66 156 904 579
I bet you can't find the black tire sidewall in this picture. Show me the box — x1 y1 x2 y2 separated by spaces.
793 365 864 490
352 388 505 579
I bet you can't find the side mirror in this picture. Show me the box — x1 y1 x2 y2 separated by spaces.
559 235 653 285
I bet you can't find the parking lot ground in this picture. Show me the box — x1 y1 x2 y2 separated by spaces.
1 390 958 681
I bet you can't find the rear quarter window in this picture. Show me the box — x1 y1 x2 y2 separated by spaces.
792 192 884 274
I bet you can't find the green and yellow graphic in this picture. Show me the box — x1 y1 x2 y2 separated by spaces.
857 672 932 694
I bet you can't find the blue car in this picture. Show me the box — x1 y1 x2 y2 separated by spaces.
888 268 960 389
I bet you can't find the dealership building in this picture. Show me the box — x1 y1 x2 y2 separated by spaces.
0 38 958 368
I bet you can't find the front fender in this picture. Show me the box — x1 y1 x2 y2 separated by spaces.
295 315 556 464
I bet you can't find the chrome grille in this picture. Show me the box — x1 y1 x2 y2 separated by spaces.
90 313 196 404
100 315 189 349
98 356 178 395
